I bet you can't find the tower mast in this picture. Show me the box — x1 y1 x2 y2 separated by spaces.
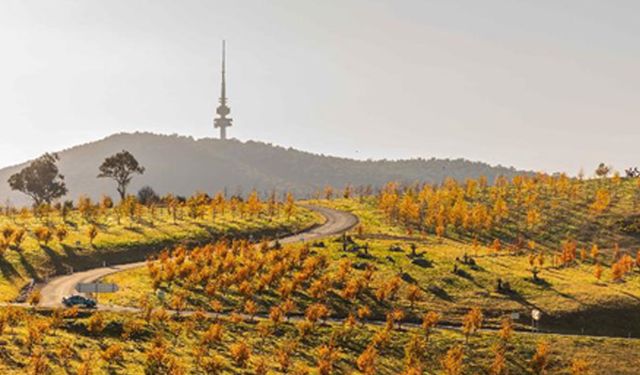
220 40 226 103
214 40 232 140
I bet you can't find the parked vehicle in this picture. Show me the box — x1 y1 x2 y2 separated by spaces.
62 295 97 308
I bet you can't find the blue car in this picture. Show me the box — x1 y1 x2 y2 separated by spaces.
62 295 97 308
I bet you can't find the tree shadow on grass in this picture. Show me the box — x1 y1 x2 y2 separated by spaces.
40 245 66 275
464 261 487 272
17 253 39 280
426 285 454 302
620 290 640 303
194 222 219 238
401 272 417 284
123 226 147 235
525 276 552 289
499 288 541 311
532 279 584 307
65 221 79 230
521 276 582 308
94 222 114 235
61 244 80 260
453 268 493 293
410 258 433 268
0 257 20 280
454 268 474 281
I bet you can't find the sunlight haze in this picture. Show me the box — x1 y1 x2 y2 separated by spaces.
1 0 638 174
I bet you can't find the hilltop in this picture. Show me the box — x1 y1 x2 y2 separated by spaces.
0 132 527 206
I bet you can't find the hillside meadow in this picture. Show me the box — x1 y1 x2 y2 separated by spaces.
103 211 640 337
0 194 320 301
0 174 638 374
0 306 638 374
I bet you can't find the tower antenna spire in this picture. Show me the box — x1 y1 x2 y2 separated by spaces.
221 40 226 100
214 40 232 140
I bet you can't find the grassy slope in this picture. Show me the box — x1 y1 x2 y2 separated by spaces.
318 198 640 336
3 191 635 374
104 198 639 337
421 177 640 252
0 309 638 374
0 206 320 301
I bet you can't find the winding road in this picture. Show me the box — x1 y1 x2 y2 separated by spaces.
38 205 358 308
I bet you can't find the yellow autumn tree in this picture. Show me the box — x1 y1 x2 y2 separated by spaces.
441 345 464 375
462 308 483 343
530 341 550 375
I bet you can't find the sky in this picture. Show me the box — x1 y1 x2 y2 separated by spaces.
0 0 638 174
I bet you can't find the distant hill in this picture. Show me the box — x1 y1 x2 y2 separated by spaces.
0 132 529 205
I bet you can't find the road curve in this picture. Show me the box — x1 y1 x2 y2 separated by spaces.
38 205 358 308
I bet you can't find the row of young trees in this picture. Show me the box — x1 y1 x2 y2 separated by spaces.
0 282 582 373
367 173 640 282
0 301 591 375
0 191 297 256
375 173 640 239
2 189 297 223
0 223 99 254
146 239 433 321
524 241 640 283
136 239 599 374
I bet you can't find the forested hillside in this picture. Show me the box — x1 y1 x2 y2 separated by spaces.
0 132 526 206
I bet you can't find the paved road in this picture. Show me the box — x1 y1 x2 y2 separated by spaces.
38 205 358 308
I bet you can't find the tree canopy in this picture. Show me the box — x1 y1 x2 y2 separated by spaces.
98 150 145 201
8 153 67 206
595 163 611 178
137 186 160 205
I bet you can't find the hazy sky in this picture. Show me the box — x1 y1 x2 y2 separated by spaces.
1 1 638 174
